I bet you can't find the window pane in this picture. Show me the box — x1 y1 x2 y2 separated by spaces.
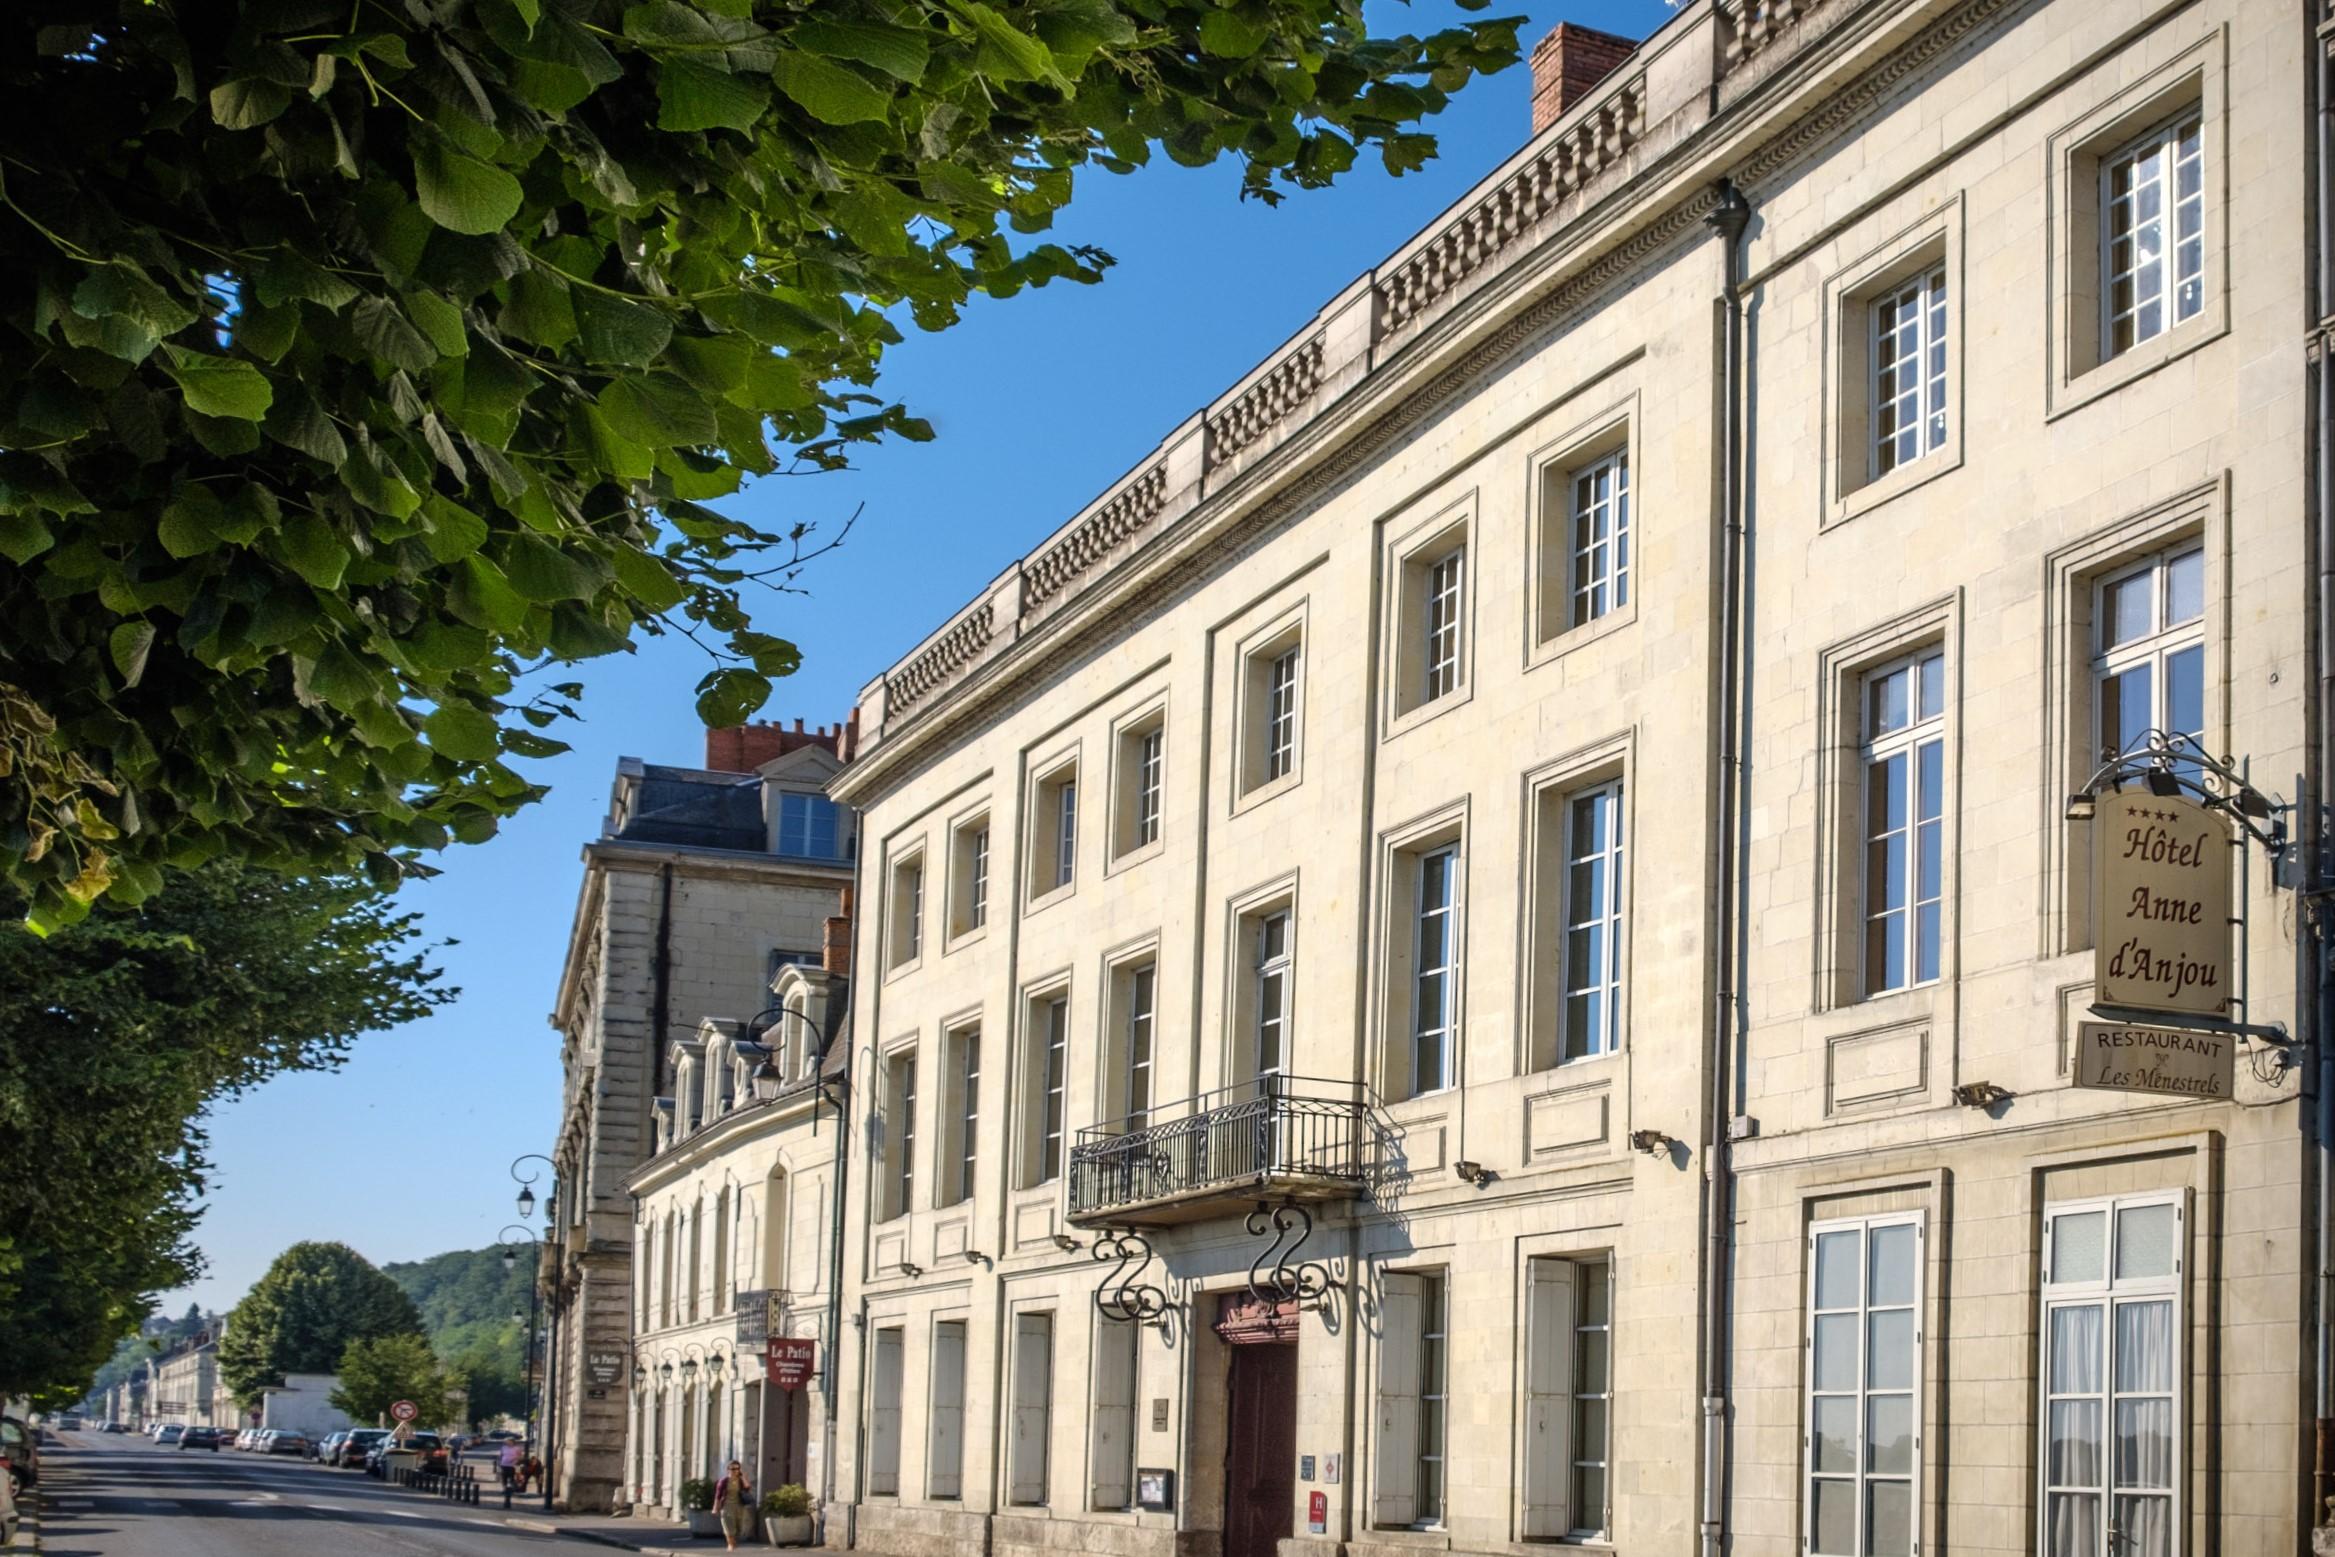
1812 1479 1858 1556
2165 549 2203 624
1918 654 1944 719
2052 1212 2107 1285
1865 1479 1912 1557
1575 1329 1609 1393
2115 1300 2175 1392
1579 1268 1610 1327
2114 1399 2174 1490
2047 1493 2100 1557
1811 1396 1857 1474
2103 571 2154 648
1572 1396 1606 1462
1866 1393 1913 1475
1869 666 1908 734
1868 1223 1916 1306
2165 644 2204 742
1572 1464 1605 1533
2115 1204 2177 1281
1813 1314 1858 1391
1815 1230 1861 1310
2116 1495 2172 1557
2049 1399 2102 1487
1867 1309 1914 1390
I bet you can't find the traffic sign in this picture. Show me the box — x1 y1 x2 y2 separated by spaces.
390 1400 418 1422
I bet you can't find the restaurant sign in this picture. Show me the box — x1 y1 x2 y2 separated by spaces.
585 1350 626 1387
734 1288 770 1348
2093 791 2231 1017
767 1338 816 1392
2073 1022 2234 1101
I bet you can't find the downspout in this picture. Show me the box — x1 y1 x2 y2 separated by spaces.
2311 11 2334 1527
1700 177 1752 1557
650 864 676 1096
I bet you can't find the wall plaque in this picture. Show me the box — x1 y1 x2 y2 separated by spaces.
585 1350 625 1387
2074 1022 2234 1100
2094 791 2232 1017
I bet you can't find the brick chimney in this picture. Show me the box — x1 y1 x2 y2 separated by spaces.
705 717 842 773
1529 23 1636 135
821 884 854 978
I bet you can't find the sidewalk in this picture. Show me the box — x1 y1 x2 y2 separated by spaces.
494 1507 699 1554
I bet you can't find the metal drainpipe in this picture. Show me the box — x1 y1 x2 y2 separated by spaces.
2313 16 2335 1522
1700 176 1752 1557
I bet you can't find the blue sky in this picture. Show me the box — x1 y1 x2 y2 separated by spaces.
164 0 1674 1314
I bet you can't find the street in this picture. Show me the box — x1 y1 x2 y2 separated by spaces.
31 1431 597 1557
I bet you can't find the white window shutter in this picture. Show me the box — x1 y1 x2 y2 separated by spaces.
1090 1320 1138 1510
1011 1314 1054 1505
868 1328 903 1495
1376 1273 1422 1526
1522 1259 1577 1538
928 1322 965 1499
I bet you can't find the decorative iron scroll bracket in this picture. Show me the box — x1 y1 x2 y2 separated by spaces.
1092 1230 1169 1327
1246 1200 1332 1310
2069 729 2289 861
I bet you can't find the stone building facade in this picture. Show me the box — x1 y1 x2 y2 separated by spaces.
546 722 857 1511
821 2 2322 1557
624 961 851 1520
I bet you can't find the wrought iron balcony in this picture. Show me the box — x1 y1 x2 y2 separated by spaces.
1066 1076 1382 1227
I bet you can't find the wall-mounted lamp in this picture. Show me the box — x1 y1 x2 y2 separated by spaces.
1953 1080 2012 1109
1452 1160 1494 1187
2063 791 2097 822
1051 1233 1080 1252
896 1261 925 1279
961 1250 991 1268
679 1357 698 1380
1628 1129 1675 1156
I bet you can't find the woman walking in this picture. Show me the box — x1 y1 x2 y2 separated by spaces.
713 1458 755 1551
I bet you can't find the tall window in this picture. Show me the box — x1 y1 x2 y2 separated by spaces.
2041 1195 2181 1557
1027 995 1069 1185
1055 780 1078 888
951 816 990 939
889 854 924 969
776 792 846 860
1124 965 1155 1129
1561 783 1624 1061
1524 1256 1612 1540
687 1200 703 1321
1568 451 1630 626
2094 544 2204 769
1134 729 1163 848
884 1050 917 1219
1411 848 1458 1094
1265 646 1301 781
1253 912 1291 1084
712 1189 729 1313
868 1325 903 1495
1032 765 1079 900
1376 1270 1450 1527
1089 1319 1140 1511
1806 1213 1922 1557
945 1027 980 1207
1861 650 1945 995
969 826 989 927
1423 549 1465 703
929 1320 967 1499
1871 267 1947 477
1009 1313 1055 1507
2102 114 2203 358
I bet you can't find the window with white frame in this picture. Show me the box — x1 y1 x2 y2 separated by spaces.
1009 1312 1055 1506
1089 1318 1139 1511
1265 645 1301 780
776 791 848 861
1114 715 1166 858
883 1048 917 1220
941 1024 979 1208
1806 1212 1922 1557
868 1325 903 1495
1252 911 1291 1088
1871 267 1947 478
1423 549 1465 703
928 1319 968 1499
1568 450 1630 627
1376 1270 1449 1528
1523 1255 1613 1540
1122 963 1155 1129
1134 727 1163 848
2101 114 2203 359
2041 1195 2183 1557
1023 994 1069 1187
888 853 924 970
1411 847 1459 1095
2093 544 2204 772
1860 650 1945 996
950 815 990 939
970 826 989 925
1559 782 1624 1062
1032 765 1079 897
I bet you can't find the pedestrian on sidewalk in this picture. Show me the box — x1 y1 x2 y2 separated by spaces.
522 1449 543 1493
713 1459 754 1551
497 1439 522 1492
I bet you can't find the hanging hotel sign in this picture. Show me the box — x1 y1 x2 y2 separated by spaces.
585 1351 626 1387
2093 791 2232 1017
767 1338 816 1392
2073 1021 2234 1100
734 1288 770 1348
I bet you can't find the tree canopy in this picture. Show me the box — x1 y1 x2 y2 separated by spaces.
382 1244 536 1423
0 0 1518 926
333 1332 458 1426
221 1240 427 1404
0 864 448 1407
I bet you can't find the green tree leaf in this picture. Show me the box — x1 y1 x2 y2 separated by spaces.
423 703 501 762
771 52 894 124
412 142 525 236
158 346 273 421
656 58 767 132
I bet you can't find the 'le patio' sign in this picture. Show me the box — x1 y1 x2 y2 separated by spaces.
2094 790 2232 1017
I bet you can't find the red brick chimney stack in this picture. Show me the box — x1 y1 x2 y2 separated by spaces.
1529 23 1636 136
704 717 842 773
822 885 854 977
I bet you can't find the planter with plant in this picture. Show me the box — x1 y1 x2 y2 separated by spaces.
680 1477 721 1537
761 1484 814 1547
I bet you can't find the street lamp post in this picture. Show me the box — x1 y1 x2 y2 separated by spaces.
498 1226 552 1513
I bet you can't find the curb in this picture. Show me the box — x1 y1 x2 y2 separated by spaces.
499 1515 687 1555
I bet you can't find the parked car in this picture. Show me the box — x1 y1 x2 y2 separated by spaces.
53 1415 82 1432
482 1429 522 1445
312 1430 345 1463
0 1439 17 1549
234 1428 260 1451
265 1431 312 1457
103 1421 128 1434
1 1416 39 1490
365 1431 445 1477
336 1429 389 1469
177 1427 224 1451
155 1424 186 1446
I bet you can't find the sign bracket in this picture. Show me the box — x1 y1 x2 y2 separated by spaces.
2086 1002 2292 1049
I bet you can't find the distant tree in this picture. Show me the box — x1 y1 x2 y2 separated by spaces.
332 1334 457 1426
0 865 449 1407
381 1244 535 1423
219 1243 427 1406
0 0 1519 926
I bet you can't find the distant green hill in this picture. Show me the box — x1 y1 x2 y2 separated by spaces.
381 1246 537 1423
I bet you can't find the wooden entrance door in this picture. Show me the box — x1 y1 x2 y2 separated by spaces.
1223 1342 1297 1557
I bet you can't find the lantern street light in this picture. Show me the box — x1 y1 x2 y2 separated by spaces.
497 1224 552 1514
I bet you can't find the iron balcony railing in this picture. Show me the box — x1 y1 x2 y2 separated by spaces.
1067 1074 1380 1222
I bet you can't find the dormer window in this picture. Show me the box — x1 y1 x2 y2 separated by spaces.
776 791 849 861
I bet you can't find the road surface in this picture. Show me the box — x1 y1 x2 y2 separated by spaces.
32 1430 593 1557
